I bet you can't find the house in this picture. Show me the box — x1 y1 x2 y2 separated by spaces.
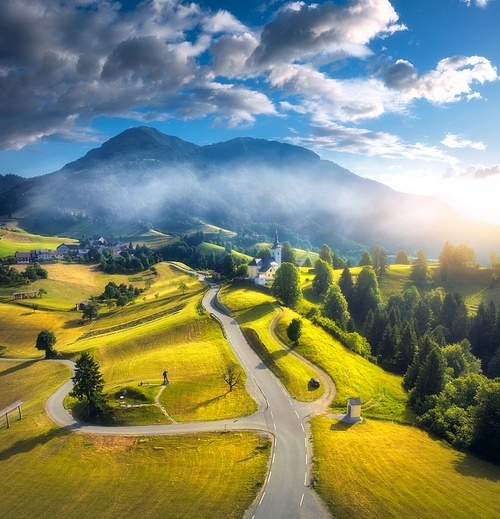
34 249 54 261
247 231 282 285
55 243 79 259
15 252 32 264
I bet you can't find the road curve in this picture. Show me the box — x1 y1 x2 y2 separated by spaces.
2 276 331 519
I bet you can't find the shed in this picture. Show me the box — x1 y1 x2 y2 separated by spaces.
346 397 362 421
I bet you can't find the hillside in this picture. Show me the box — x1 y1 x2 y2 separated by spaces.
1 126 498 261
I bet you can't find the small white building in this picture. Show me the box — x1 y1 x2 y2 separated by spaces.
247 231 282 285
346 397 362 422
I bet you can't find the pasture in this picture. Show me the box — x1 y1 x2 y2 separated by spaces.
0 227 77 257
312 416 500 519
0 360 269 519
219 284 324 402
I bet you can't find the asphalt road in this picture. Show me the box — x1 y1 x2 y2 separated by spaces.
2 277 331 519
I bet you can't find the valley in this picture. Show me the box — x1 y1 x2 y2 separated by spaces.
1 236 499 518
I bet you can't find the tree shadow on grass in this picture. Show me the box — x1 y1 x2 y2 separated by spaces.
0 345 6 357
192 392 228 411
0 360 41 378
452 453 500 482
0 427 72 462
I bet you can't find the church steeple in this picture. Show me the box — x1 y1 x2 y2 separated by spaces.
271 230 281 266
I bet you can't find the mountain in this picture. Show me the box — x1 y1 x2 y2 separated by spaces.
0 174 25 195
0 126 497 262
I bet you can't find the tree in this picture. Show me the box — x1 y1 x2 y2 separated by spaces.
319 244 333 265
373 245 389 277
358 251 373 267
410 249 430 285
178 282 188 294
37 288 47 298
287 318 303 346
312 259 333 295
271 262 302 308
338 267 355 310
302 257 313 268
281 241 297 265
71 352 106 417
222 362 242 392
82 301 100 321
394 250 410 265
471 379 500 463
221 253 236 278
322 284 350 330
411 346 447 410
351 267 381 323
35 329 57 358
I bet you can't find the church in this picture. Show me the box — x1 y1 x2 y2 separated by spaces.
247 231 282 285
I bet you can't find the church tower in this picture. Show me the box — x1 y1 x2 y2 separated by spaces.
271 230 282 266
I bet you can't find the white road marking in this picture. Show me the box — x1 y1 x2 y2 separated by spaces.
305 454 308 465
300 494 304 507
268 471 272 483
304 473 308 485
259 492 266 505
301 423 305 432
295 410 300 419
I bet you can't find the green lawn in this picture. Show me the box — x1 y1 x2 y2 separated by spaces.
0 227 78 257
0 361 269 519
220 284 324 402
312 416 500 519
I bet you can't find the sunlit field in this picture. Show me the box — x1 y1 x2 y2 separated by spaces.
275 308 409 421
220 283 324 402
0 226 78 257
312 416 500 519
0 361 269 519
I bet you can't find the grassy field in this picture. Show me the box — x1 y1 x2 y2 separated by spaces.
0 360 269 519
219 284 324 402
0 226 78 257
312 416 500 519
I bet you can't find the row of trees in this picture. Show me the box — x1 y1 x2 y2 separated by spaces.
0 262 48 285
99 245 160 274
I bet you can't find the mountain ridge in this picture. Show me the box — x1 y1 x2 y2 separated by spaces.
0 126 497 262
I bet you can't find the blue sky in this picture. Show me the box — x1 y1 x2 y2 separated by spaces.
1 0 499 223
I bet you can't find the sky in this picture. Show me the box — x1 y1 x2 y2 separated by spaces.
1 0 499 224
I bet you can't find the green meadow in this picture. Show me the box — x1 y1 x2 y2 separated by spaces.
0 226 78 257
1 252 500 519
0 361 269 519
220 278 500 518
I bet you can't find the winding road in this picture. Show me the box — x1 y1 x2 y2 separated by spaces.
3 277 333 519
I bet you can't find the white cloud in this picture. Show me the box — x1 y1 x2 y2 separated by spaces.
441 133 486 150
447 164 500 179
461 0 490 7
383 56 498 103
286 123 459 163
246 0 405 69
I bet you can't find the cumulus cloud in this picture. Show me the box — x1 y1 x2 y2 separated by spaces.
383 56 498 103
286 123 458 163
0 0 271 149
247 0 404 69
441 133 486 150
0 0 497 154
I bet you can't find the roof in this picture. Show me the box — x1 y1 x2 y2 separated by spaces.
259 256 278 273
348 397 362 406
271 230 281 250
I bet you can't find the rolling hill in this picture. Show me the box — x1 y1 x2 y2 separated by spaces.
0 126 497 261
